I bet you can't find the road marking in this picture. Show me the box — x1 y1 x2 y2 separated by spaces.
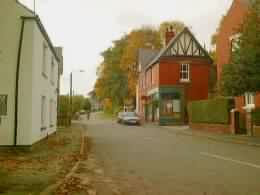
200 152 260 169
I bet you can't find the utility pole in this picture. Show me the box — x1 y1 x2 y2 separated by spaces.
33 0 36 15
70 72 73 123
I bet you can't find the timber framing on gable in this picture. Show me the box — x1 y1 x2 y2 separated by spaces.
146 27 213 69
164 27 211 59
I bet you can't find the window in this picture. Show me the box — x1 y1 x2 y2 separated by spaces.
50 57 55 85
0 95 7 116
161 93 181 119
245 93 255 108
180 64 190 82
42 43 48 78
230 33 241 53
41 96 46 130
49 99 53 127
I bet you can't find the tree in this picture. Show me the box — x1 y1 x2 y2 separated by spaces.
95 36 129 113
221 0 260 96
72 95 85 115
83 98 91 111
120 26 162 99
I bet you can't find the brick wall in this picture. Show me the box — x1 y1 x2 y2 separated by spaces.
190 123 231 134
159 57 210 102
216 0 248 80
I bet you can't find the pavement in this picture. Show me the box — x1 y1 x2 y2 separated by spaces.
84 112 260 195
161 125 260 147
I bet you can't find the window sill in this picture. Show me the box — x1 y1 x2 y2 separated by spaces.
179 80 190 83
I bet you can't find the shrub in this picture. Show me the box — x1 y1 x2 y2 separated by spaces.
188 98 234 124
252 108 260 126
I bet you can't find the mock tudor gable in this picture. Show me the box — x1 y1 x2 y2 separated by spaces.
164 28 211 59
147 27 213 69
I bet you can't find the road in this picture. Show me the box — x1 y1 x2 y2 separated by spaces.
85 113 260 195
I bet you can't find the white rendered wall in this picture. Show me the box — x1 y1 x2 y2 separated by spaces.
0 0 32 145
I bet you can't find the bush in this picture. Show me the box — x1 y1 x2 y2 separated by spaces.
252 108 260 126
188 98 234 124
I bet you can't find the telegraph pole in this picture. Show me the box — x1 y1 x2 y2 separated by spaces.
33 0 36 15
70 72 73 124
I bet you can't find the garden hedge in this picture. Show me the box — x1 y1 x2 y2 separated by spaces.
188 98 235 124
252 108 260 126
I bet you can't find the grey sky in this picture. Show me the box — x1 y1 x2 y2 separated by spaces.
20 0 232 96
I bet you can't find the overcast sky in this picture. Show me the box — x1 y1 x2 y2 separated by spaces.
20 0 232 96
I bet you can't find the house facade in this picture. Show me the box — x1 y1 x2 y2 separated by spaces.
136 27 213 125
0 0 63 146
216 0 260 133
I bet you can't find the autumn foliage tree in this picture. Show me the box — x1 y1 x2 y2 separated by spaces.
95 21 186 113
120 26 162 99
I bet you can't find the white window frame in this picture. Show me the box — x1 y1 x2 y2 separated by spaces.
41 96 46 130
49 99 53 127
50 57 55 85
42 43 48 78
180 63 190 82
244 92 255 110
230 33 241 53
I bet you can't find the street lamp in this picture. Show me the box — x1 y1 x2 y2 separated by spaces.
70 70 85 121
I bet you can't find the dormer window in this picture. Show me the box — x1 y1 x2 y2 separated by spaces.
180 63 190 82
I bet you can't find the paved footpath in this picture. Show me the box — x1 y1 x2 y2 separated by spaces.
85 113 260 195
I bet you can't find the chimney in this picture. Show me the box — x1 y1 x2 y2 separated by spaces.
165 26 176 46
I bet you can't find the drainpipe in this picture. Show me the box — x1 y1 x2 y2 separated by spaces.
14 18 25 146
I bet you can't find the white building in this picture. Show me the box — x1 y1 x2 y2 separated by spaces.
0 0 63 146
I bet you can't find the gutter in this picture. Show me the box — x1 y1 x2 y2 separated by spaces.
14 18 26 146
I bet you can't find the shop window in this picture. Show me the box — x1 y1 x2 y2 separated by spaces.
161 93 181 119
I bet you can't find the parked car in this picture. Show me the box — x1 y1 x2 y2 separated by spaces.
118 112 141 125
117 112 125 123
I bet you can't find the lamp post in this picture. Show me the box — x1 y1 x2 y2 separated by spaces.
69 70 85 121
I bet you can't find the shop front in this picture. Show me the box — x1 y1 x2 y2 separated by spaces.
159 86 185 125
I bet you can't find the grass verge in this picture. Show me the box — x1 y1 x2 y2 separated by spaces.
0 124 83 195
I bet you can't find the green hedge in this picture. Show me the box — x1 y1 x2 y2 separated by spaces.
188 98 235 124
252 108 260 126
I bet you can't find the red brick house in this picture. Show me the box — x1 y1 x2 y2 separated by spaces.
216 0 260 133
136 27 213 125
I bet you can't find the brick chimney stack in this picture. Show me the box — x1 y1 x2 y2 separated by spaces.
165 26 176 46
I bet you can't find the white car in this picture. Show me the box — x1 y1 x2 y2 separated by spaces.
117 112 125 123
118 112 141 125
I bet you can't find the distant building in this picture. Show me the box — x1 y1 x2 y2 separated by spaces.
136 27 213 125
216 0 260 132
0 0 63 146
